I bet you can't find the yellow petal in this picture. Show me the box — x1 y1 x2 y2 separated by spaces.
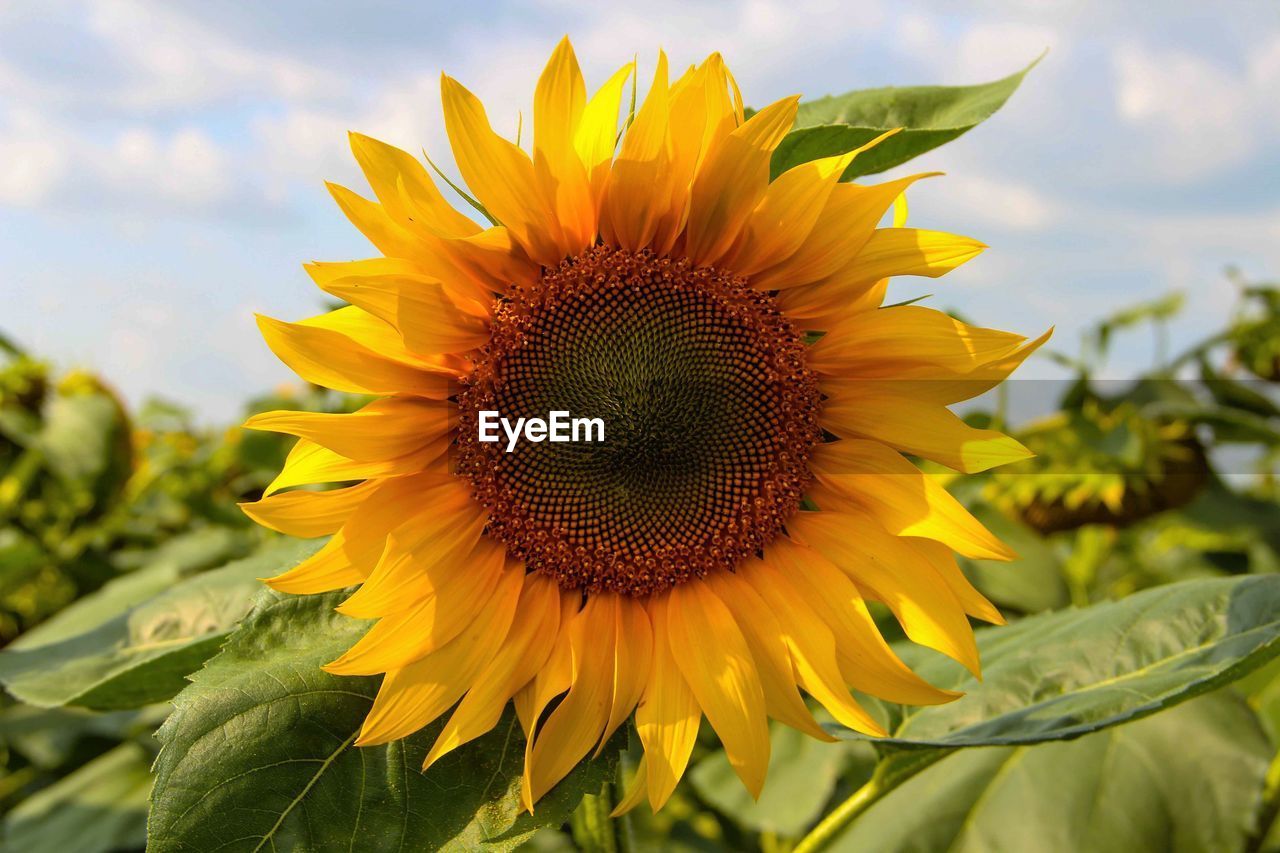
789 511 981 676
263 436 447 496
336 482 488 619
238 480 379 538
667 581 770 798
348 131 479 238
533 37 593 254
810 439 1014 561
705 570 833 741
844 227 985 287
778 278 888 329
319 274 490 354
327 181 426 260
684 96 799 267
725 129 900 276
750 173 936 291
261 476 430 592
598 596 652 756
764 537 960 705
820 384 1033 473
440 74 563 265
425 572 563 769
574 61 634 210
244 397 453 462
324 546 510 676
635 595 701 811
356 565 523 746
523 595 616 808
601 52 672 252
903 537 1005 625
256 313 453 398
809 305 1026 379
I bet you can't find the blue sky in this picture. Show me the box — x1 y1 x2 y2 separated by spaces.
2 1 1278 420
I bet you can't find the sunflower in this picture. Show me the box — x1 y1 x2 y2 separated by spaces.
241 38 1047 813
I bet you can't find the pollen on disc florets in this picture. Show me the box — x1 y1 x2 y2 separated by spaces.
455 245 820 596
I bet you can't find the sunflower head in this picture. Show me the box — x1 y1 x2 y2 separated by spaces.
242 37 1047 813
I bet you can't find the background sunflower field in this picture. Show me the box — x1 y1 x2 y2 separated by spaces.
2 4 1279 852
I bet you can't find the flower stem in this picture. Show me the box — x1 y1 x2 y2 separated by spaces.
570 784 618 853
793 749 952 853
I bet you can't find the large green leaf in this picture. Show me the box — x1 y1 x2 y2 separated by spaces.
836 575 1280 749
2 741 153 853
0 538 319 710
771 57 1040 181
829 692 1270 853
148 588 620 852
690 721 876 838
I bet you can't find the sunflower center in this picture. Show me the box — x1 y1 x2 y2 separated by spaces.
456 246 819 596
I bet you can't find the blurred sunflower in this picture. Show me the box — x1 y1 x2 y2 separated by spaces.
242 38 1047 812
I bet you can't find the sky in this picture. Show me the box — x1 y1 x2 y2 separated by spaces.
2 1 1278 421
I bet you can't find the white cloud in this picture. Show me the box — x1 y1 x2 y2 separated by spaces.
1112 38 1278 181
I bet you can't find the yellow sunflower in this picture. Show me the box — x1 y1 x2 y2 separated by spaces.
241 38 1048 813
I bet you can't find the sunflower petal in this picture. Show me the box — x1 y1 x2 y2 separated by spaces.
256 313 454 398
245 397 453 462
684 96 799 267
356 565 523 746
238 480 379 538
349 132 480 238
534 36 593 253
789 511 981 676
601 53 672 252
635 595 701 811
319 274 491 354
810 439 1013 561
668 582 770 798
424 572 564 770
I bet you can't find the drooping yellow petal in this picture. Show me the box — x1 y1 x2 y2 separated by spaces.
327 181 428 261
749 174 936 291
789 511 981 676
424 573 564 770
741 559 885 736
684 96 799 267
245 397 453 463
356 565 523 746
336 482 489 619
820 383 1033 473
533 36 593 254
635 595 701 811
810 439 1014 561
903 537 1005 625
324 546 509 676
348 131 480 238
598 596 653 756
705 570 833 741
256 313 453 398
318 274 491 354
809 305 1025 379
667 581 770 798
238 480 379 538
523 595 616 808
600 53 672 252
762 537 961 705
515 594 579 741
440 74 564 265
262 475 430 592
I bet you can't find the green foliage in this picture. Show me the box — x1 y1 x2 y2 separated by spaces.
771 56 1040 181
829 693 1270 853
147 589 620 852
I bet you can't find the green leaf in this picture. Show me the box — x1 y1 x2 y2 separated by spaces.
690 721 876 838
148 588 620 852
0 537 320 710
828 692 1270 852
2 741 153 853
834 574 1280 749
37 383 133 507
770 56 1040 181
